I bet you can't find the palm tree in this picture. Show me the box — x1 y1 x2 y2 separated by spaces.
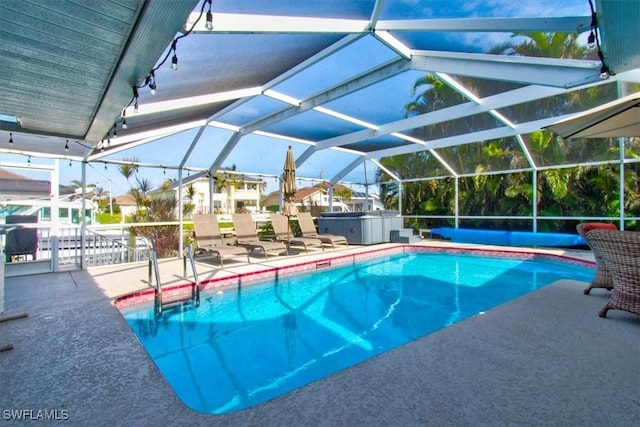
69 179 96 198
212 165 239 214
182 183 196 218
118 157 139 186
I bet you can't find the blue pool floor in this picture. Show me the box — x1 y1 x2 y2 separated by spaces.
1 244 639 425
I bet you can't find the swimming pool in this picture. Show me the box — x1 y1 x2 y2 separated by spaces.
120 250 593 414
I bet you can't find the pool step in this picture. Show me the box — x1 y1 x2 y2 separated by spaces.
390 229 422 244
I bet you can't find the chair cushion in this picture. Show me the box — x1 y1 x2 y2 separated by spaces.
583 223 617 233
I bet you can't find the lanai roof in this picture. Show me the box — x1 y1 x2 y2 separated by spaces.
0 0 639 188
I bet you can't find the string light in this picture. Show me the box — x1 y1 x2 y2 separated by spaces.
9 132 13 146
587 0 613 79
112 1 211 136
27 155 31 165
65 139 69 152
112 123 118 138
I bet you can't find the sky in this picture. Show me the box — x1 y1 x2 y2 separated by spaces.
0 0 592 198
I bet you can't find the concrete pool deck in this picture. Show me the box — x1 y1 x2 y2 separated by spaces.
1 241 638 426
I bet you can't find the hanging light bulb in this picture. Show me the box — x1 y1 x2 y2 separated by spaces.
132 85 140 113
69 159 72 167
587 31 596 49
171 40 178 70
9 132 13 146
112 123 118 138
145 71 157 95
122 117 127 129
205 0 213 32
65 139 69 152
598 50 610 79
27 155 31 165
206 11 213 30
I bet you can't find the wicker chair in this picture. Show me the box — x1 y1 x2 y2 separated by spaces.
583 229 640 318
576 223 617 294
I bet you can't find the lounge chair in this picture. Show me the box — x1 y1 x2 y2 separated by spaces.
577 222 617 294
232 213 286 258
191 214 250 267
270 213 324 253
297 212 348 249
582 229 640 318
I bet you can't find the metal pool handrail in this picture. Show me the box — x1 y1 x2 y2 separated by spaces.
148 247 200 317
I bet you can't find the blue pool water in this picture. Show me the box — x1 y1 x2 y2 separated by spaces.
121 252 593 414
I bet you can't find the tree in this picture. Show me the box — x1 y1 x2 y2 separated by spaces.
333 187 352 205
118 157 138 186
377 31 639 232
120 163 181 258
128 195 180 258
182 183 196 218
212 165 239 214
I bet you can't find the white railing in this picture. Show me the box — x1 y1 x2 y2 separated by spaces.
83 228 151 267
3 214 273 276
2 223 152 275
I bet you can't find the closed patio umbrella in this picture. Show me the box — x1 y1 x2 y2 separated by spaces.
545 93 640 139
282 146 298 249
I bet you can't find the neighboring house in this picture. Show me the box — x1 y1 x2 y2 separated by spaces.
347 189 384 212
262 183 384 214
113 194 138 219
0 168 53 201
0 167 95 224
148 170 265 217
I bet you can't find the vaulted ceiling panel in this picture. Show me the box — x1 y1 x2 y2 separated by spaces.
0 0 637 189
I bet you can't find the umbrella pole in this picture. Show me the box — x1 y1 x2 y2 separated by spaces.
286 216 292 255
